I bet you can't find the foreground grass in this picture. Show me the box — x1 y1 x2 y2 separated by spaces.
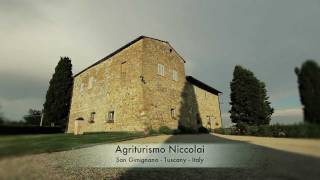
0 132 144 158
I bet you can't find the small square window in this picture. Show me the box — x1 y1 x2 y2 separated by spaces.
121 61 127 79
157 64 165 76
80 83 84 93
88 77 95 89
172 70 178 81
89 112 95 123
171 108 176 118
107 111 115 123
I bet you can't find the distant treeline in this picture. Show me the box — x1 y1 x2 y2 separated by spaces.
0 125 64 135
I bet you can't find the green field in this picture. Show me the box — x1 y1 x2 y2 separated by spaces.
0 132 144 158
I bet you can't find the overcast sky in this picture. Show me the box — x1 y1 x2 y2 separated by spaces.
1 0 319 126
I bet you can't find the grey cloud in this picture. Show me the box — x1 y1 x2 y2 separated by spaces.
0 72 48 100
0 0 320 122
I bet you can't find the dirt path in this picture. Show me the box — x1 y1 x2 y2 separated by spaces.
1 134 320 180
213 133 320 158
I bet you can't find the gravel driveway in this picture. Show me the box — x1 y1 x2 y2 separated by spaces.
1 134 320 180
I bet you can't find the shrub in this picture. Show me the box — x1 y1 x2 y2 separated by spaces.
178 125 197 134
159 126 172 135
230 122 247 135
0 125 64 135
214 123 320 138
214 128 232 135
172 129 182 135
149 128 159 135
198 126 209 134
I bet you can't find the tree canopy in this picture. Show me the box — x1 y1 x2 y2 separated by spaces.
295 60 320 124
230 65 273 125
23 109 42 126
0 106 4 125
42 57 73 128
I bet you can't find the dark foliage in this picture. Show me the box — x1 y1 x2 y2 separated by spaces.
198 126 209 134
229 65 273 126
43 57 73 128
177 125 197 134
23 109 42 126
0 105 4 125
214 123 320 138
295 60 320 124
0 125 64 135
159 126 173 134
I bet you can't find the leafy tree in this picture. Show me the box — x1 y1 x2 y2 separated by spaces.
0 114 3 125
230 65 273 126
295 60 320 124
0 105 4 125
23 109 42 126
43 57 73 128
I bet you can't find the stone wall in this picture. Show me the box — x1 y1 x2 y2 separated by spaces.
67 37 222 134
192 85 222 129
67 40 145 133
140 38 186 130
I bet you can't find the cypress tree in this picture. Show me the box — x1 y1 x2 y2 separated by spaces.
0 105 4 125
43 57 73 128
230 65 273 125
295 60 320 124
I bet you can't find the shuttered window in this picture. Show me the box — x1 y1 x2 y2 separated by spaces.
157 64 165 76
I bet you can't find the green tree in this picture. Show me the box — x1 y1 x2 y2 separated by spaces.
295 60 320 124
0 106 4 125
43 57 73 128
229 65 273 125
23 109 42 126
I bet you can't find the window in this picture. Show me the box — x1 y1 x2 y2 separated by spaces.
171 108 176 118
89 112 95 123
80 83 84 93
121 61 127 79
107 111 115 123
88 77 95 89
157 64 165 76
172 70 178 81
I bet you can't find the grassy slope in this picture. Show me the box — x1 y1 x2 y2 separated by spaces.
0 132 144 158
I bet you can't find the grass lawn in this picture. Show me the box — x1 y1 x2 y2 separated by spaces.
0 132 144 158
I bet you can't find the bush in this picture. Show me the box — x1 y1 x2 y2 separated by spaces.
198 126 209 134
159 126 172 135
149 129 159 135
172 129 182 135
178 125 197 134
0 125 64 135
214 128 232 135
214 123 320 138
235 122 249 135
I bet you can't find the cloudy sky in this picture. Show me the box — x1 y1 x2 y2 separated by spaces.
1 0 319 126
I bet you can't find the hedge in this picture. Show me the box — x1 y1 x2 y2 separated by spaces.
0 125 64 135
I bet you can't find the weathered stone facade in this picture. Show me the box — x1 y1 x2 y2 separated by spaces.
67 36 222 134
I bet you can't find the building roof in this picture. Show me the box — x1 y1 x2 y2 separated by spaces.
186 76 222 95
74 35 186 77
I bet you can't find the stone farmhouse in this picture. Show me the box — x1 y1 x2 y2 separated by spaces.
67 36 222 134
